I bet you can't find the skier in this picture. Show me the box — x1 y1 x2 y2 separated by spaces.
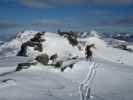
50 53 58 63
85 44 96 61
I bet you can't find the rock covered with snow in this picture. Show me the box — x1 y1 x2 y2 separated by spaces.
0 29 133 67
0 29 133 100
0 30 38 56
80 30 100 38
0 31 82 59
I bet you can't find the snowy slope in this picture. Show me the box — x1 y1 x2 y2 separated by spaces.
0 31 82 58
94 45 133 66
0 30 133 66
0 30 133 100
89 37 133 66
0 30 37 56
79 31 133 66
43 32 82 58
0 56 133 100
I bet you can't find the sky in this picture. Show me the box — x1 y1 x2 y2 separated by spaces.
0 0 133 40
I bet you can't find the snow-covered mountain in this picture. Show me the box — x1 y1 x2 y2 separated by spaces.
0 30 106 57
80 30 103 38
0 30 133 66
0 30 133 100
0 30 38 56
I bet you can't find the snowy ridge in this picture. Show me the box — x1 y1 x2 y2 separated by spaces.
0 30 133 100
44 32 82 58
0 30 133 66
80 30 133 66
0 30 38 56
80 30 101 38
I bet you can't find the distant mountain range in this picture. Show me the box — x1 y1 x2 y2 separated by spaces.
80 31 133 42
0 29 132 57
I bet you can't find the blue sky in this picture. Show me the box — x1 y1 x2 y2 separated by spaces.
0 0 133 39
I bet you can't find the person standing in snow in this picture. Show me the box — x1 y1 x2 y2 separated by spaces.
85 44 96 61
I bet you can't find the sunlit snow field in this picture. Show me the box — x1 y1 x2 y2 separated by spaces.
0 30 133 100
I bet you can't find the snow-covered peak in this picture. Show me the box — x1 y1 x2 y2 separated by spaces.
0 30 82 58
15 30 38 43
89 30 100 38
88 37 107 48
0 30 39 56
0 30 133 67
43 32 82 58
80 31 107 49
80 30 102 38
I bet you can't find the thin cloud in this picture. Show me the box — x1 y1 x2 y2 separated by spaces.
92 0 133 5
31 19 89 31
0 21 17 29
32 19 66 28
114 16 133 26
97 16 133 27
20 0 54 8
18 0 133 8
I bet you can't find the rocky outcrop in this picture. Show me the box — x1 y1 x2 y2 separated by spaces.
16 62 37 71
67 36 78 47
35 53 49 65
114 44 133 53
57 31 79 47
17 32 45 57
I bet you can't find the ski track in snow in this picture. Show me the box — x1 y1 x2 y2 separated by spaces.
0 31 133 100
0 56 133 100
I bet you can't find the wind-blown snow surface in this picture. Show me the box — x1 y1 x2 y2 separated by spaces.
0 30 133 100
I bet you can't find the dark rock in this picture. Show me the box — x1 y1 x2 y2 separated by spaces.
114 44 133 53
67 36 78 47
69 63 74 69
16 62 37 71
17 43 28 57
54 61 63 68
17 32 45 56
2 79 16 83
30 32 45 43
35 53 49 65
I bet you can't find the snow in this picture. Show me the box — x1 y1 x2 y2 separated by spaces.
89 30 100 38
0 30 133 100
0 30 37 56
128 45 133 49
0 56 133 100
79 33 133 66
43 32 82 58
92 38 133 66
